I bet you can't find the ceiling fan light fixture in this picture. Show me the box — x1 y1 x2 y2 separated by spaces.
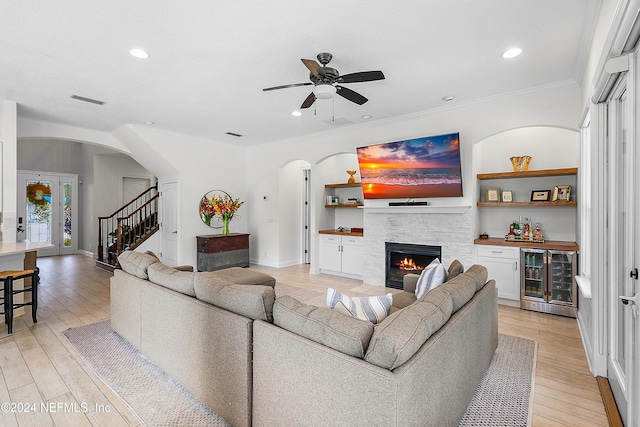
315 84 336 99
291 111 302 117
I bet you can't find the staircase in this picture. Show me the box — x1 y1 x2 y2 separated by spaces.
96 185 159 272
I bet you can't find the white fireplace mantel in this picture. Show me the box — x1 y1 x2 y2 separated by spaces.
360 205 471 214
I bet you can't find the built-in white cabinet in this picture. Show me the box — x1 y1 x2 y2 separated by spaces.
476 244 520 302
319 234 363 278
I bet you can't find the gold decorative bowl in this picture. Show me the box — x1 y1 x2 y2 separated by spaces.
510 156 532 172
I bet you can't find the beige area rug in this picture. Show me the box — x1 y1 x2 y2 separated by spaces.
459 334 538 427
63 321 230 427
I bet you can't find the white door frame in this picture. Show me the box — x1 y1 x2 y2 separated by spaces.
606 60 638 426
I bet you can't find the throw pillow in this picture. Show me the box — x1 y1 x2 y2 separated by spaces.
415 258 447 298
326 288 392 324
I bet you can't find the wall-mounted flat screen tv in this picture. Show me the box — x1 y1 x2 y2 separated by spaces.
356 132 463 199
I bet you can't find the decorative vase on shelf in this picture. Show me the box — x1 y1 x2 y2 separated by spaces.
510 155 532 172
221 216 230 235
346 170 357 184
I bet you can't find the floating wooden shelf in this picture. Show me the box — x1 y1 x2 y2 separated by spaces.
477 201 577 207
324 204 363 208
477 168 578 180
324 182 363 188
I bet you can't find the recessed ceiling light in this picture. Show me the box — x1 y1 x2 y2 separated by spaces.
145 121 155 125
291 111 302 117
361 115 372 120
130 48 150 59
441 96 455 102
501 47 522 59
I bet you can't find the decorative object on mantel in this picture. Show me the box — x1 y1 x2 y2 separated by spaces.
510 155 532 172
479 232 489 239
346 170 357 184
199 190 244 234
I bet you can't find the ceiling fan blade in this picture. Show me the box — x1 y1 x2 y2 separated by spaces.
339 71 385 84
263 82 313 91
301 59 324 77
335 85 368 105
300 92 316 109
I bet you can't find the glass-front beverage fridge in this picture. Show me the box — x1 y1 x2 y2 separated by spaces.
521 248 577 317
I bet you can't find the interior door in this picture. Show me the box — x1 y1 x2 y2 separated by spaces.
159 179 178 266
17 172 78 257
607 74 637 425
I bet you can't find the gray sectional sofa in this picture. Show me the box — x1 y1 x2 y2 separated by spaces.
110 251 276 427
252 263 498 426
110 251 498 427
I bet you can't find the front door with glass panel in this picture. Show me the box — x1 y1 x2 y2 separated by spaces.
17 172 78 257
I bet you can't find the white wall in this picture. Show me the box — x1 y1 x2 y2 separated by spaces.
278 160 310 267
17 139 153 253
247 83 581 273
1 101 18 242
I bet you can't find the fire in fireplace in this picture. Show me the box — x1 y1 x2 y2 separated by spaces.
385 242 442 289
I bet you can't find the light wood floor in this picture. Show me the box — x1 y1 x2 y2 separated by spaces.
0 255 609 426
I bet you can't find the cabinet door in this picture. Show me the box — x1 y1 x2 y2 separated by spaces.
477 256 520 300
341 236 363 276
319 235 342 272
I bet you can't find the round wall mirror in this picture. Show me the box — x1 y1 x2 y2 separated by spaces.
199 189 230 228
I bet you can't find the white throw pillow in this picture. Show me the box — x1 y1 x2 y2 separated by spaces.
326 288 392 324
415 258 447 298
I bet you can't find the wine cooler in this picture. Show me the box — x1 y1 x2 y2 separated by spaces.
521 248 577 317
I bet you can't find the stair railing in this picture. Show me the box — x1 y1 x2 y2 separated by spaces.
97 185 159 264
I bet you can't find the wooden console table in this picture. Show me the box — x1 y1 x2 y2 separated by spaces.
196 233 250 271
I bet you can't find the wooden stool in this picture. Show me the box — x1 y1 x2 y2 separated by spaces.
0 268 39 334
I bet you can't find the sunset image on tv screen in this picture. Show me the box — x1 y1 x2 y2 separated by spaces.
356 132 463 199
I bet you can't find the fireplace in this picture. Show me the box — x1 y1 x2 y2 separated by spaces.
385 242 442 289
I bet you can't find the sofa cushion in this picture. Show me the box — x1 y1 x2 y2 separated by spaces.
391 291 417 310
447 259 465 280
365 287 453 370
326 288 392 324
147 263 196 297
273 295 374 359
415 258 447 298
435 273 476 313
118 250 159 279
194 274 275 322
463 264 489 292
212 267 276 288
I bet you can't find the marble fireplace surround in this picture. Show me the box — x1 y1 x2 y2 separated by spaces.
361 205 473 287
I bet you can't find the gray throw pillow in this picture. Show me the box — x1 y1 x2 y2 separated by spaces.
273 295 374 359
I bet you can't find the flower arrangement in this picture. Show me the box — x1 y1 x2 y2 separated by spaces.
199 192 244 234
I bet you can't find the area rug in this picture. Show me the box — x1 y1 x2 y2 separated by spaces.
63 320 230 427
459 334 537 427
65 321 535 427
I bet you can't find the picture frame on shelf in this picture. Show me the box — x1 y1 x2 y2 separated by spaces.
552 185 572 202
530 189 551 202
501 190 513 202
485 188 501 202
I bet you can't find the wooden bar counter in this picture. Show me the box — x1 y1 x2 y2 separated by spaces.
474 237 579 251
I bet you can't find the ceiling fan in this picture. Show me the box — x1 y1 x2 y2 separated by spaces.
263 52 385 109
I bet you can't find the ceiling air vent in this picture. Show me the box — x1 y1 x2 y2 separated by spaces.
226 132 243 137
70 95 106 105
